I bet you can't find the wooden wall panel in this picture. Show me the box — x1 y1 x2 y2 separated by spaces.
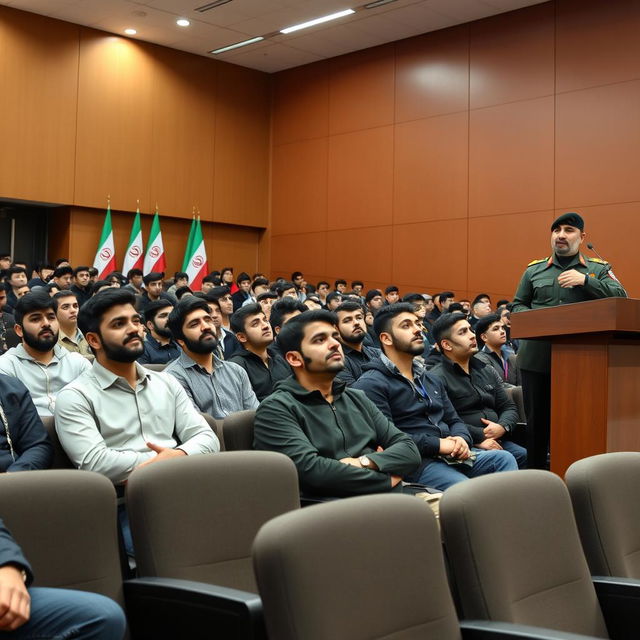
271 232 327 277
74 30 155 212
149 47 216 221
0 7 78 203
213 64 270 228
205 223 260 276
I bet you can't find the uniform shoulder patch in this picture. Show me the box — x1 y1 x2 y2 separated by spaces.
527 258 548 267
587 257 608 265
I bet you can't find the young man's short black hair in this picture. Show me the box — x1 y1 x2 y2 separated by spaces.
431 312 468 347
0 283 6 293
173 272 189 282
372 302 417 339
36 262 54 274
317 281 330 289
270 298 306 332
78 288 137 337
291 271 303 281
175 286 193 300
334 279 347 289
251 277 269 292
402 293 424 304
91 280 112 294
325 292 342 306
204 285 230 302
276 281 296 297
438 291 455 305
53 266 73 279
53 290 78 304
14 292 56 326
230 302 264 335
351 280 364 288
143 272 164 286
236 271 251 285
474 313 502 339
496 299 510 308
201 275 216 286
335 300 365 315
88 267 99 277
144 299 174 325
54 259 69 268
127 268 143 280
385 285 399 295
6 266 27 280
167 296 211 343
73 266 90 277
447 302 466 314
277 309 338 356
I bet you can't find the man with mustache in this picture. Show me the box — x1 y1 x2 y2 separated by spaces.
0 292 90 416
165 297 258 419
228 303 291 401
334 301 380 386
137 300 180 365
512 212 627 469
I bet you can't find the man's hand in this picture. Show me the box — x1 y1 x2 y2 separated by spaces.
390 475 402 488
476 438 503 451
481 418 506 440
440 436 470 459
0 566 30 631
339 457 362 468
136 443 187 470
557 269 586 288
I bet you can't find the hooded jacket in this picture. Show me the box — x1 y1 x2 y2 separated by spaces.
254 376 420 497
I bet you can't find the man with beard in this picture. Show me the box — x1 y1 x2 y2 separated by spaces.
54 288 219 485
137 300 180 365
353 304 517 490
0 292 90 416
165 297 258 419
254 310 420 498
334 301 380 386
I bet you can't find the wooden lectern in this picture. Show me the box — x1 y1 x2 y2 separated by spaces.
511 297 640 477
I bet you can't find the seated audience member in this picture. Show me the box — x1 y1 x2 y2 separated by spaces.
353 304 517 490
365 289 383 315
91 280 113 296
242 277 269 309
166 271 189 300
231 272 252 311
0 284 15 354
0 374 53 471
351 280 364 297
316 281 330 306
0 255 10 281
175 286 193 300
403 293 435 348
447 302 467 315
334 279 347 294
468 293 492 330
4 267 29 314
290 272 306 303
325 291 342 311
14 285 29 301
334 301 380 386
257 290 277 319
165 297 258 419
55 288 219 485
137 272 172 313
421 294 436 329
428 313 526 469
427 291 455 324
207 286 234 329
137 300 180 365
70 266 92 307
269 298 306 337
88 267 99 283
0 293 90 417
499 306 519 354
254 310 420 497
54 291 93 360
303 295 322 310
475 313 520 385
275 281 297 300
220 267 238 294
0 518 126 638
124 268 144 295
52 266 73 292
28 263 54 289
384 285 400 305
204 291 243 359
228 303 291 401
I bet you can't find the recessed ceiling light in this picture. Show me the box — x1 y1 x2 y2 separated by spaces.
176 18 190 27
124 28 137 35
209 36 264 55
280 8 355 34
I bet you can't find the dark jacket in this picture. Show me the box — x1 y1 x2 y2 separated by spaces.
231 290 251 312
254 376 421 497
228 348 291 401
336 344 381 386
70 284 91 308
428 356 519 443
475 348 520 386
0 375 53 472
137 334 181 365
0 518 33 585
353 357 471 468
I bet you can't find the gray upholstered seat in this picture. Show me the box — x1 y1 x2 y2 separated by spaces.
222 410 255 451
566 452 640 579
440 470 610 638
41 416 75 469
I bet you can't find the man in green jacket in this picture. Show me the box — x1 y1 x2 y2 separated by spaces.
254 309 421 498
512 212 627 469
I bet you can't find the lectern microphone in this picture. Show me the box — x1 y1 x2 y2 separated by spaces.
586 242 609 265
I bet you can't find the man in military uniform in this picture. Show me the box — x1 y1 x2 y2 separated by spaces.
512 212 627 469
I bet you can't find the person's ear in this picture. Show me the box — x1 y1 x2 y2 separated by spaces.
441 338 453 353
85 331 102 352
285 350 304 369
236 332 248 345
14 324 23 339
379 331 392 348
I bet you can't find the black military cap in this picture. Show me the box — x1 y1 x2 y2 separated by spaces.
551 212 584 231
143 271 164 285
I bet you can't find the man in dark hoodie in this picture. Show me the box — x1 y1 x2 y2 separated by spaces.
253 309 420 498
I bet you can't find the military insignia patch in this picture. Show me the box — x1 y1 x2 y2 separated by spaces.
527 258 547 267
589 273 596 278
607 270 620 282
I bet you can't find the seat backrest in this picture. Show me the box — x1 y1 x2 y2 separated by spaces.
253 494 461 640
41 416 75 469
440 470 609 638
0 470 123 605
200 412 225 451
127 451 299 593
222 410 255 451
566 452 640 579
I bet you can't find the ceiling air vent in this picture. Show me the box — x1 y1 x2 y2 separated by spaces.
195 0 232 13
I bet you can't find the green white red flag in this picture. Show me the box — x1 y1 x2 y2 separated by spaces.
122 206 144 274
184 217 208 291
143 209 167 274
181 217 196 272
93 203 117 279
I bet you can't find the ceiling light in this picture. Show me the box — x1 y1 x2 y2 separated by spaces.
364 0 397 8
280 9 355 34
176 18 190 27
195 0 232 12
124 28 137 35
209 36 264 55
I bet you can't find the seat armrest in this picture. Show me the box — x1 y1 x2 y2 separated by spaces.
124 577 266 640
593 576 640 640
461 620 603 640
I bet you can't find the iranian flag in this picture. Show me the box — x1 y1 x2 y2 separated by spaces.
184 217 208 291
122 207 144 274
93 204 117 279
181 217 196 272
143 209 167 274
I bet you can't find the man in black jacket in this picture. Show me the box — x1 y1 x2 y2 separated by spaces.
428 312 526 468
